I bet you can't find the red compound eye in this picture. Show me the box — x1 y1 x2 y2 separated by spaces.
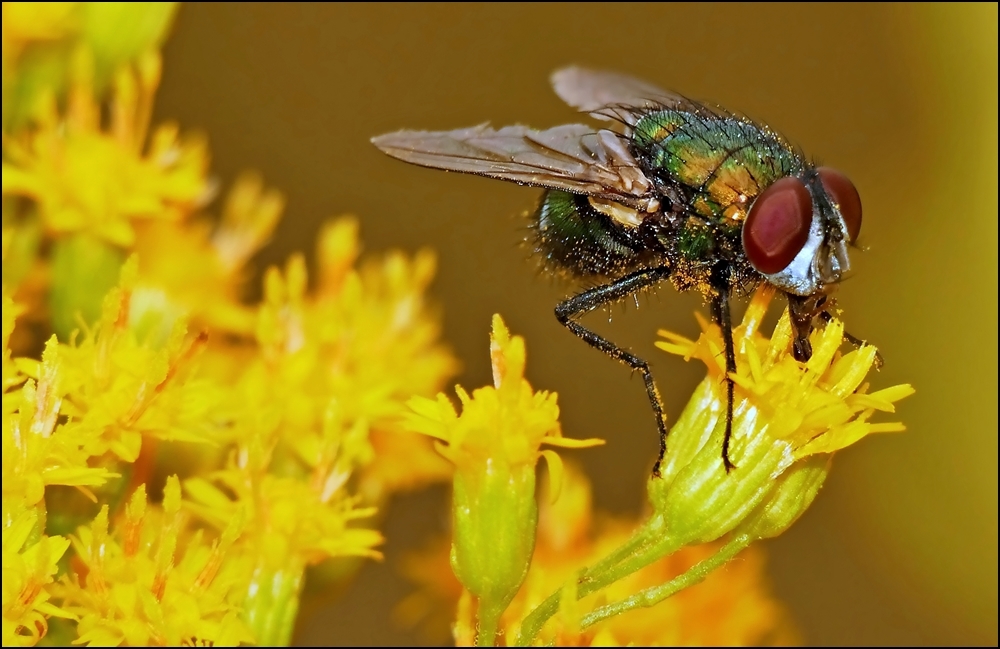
743 176 813 275
817 167 862 242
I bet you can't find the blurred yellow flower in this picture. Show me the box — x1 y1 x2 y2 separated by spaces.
130 172 284 338
154 219 457 643
205 217 458 503
2 2 179 129
2 50 208 248
2 215 458 644
1 42 218 339
2 4 461 646
1 3 78 53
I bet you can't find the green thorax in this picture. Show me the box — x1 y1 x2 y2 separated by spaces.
632 110 801 225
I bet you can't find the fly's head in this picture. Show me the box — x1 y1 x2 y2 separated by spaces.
741 167 863 360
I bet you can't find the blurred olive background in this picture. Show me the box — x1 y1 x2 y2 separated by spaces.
153 3 997 646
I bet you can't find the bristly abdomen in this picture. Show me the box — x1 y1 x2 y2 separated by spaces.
532 189 663 280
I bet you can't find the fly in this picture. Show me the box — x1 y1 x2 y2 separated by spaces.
372 67 868 474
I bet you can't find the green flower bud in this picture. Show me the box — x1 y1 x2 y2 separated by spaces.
452 463 537 614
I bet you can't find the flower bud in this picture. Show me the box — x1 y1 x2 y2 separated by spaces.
451 461 537 611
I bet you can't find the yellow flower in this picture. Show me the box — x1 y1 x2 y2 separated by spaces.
2 256 223 569
2 285 131 521
130 172 284 339
32 259 223 461
54 477 254 647
1 3 78 53
1 509 73 647
209 217 458 502
514 287 913 644
405 315 602 645
3 6 461 645
2 47 210 338
407 314 602 486
2 2 179 129
650 285 914 544
3 50 209 248
3 336 120 516
3 272 227 646
143 220 456 643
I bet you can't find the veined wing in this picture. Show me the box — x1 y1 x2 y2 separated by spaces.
371 123 653 199
551 66 709 129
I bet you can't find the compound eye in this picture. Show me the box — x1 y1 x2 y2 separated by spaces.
743 176 813 275
817 167 862 242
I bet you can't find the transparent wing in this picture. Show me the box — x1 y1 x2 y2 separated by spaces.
551 66 708 129
371 123 653 199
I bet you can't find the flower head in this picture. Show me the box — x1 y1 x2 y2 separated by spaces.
2 259 216 524
407 314 601 479
2 45 212 339
3 50 209 248
2 509 72 647
129 172 284 339
205 217 458 501
511 288 913 645
54 477 254 647
405 315 602 643
651 285 914 544
2 2 179 128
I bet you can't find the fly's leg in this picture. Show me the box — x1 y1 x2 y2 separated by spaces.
786 293 820 362
554 267 673 475
709 275 737 473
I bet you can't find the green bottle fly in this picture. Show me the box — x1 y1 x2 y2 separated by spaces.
372 67 866 473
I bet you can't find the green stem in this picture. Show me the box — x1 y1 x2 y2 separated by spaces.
578 525 654 580
580 533 752 630
577 533 679 598
476 595 505 647
512 583 560 645
514 519 679 646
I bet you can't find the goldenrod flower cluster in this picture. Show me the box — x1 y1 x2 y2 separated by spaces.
3 4 455 646
2 3 914 647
